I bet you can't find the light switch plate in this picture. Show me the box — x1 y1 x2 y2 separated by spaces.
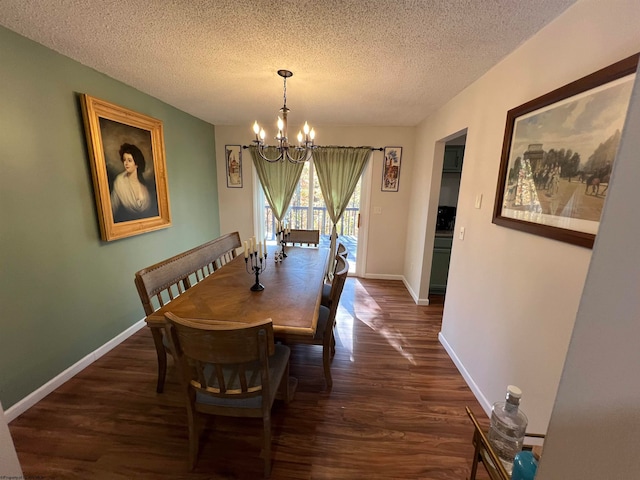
459 227 465 240
475 194 483 209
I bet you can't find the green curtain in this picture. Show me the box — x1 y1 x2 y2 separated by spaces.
313 146 372 273
250 146 305 224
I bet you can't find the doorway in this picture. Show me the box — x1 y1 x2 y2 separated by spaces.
429 132 466 296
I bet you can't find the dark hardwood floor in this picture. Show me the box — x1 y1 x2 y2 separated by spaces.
9 278 491 479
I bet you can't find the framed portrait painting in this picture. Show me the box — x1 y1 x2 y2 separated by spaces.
382 146 402 192
81 94 171 241
492 53 638 248
225 145 243 188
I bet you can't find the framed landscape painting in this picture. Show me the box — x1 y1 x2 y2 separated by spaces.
81 94 171 241
492 53 638 248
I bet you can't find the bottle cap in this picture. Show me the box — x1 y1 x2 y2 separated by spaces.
507 385 522 399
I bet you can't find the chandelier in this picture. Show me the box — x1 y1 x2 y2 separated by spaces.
251 70 316 163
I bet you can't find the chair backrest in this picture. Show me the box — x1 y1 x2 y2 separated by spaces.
165 313 275 399
285 229 320 246
326 242 348 282
134 232 242 315
326 255 349 320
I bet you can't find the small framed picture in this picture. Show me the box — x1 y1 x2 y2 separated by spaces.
225 145 243 188
382 146 402 192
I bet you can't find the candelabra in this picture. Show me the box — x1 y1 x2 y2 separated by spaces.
276 227 290 260
245 249 267 291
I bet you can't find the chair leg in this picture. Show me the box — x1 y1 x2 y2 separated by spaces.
280 361 291 404
150 328 167 393
323 343 333 388
331 334 336 358
186 403 199 470
263 413 272 478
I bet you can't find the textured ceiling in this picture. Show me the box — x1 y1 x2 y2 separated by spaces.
0 0 576 128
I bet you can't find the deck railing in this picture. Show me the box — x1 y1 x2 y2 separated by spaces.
264 205 358 240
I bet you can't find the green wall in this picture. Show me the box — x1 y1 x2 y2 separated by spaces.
0 26 220 409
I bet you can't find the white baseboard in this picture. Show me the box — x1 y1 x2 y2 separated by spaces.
6 319 147 423
402 276 430 306
438 331 491 416
360 273 430 305
362 273 404 281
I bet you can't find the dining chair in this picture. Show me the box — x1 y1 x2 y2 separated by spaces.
284 229 320 246
165 313 293 478
277 255 348 388
321 242 348 308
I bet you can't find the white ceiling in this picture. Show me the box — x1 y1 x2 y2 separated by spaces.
0 0 576 128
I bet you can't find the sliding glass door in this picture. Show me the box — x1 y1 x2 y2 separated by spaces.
260 160 361 271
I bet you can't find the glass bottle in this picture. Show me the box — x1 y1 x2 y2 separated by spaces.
487 385 528 476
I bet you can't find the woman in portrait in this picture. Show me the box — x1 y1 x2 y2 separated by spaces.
111 143 158 222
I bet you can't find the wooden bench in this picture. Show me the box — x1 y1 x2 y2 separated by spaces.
284 229 320 246
134 231 242 392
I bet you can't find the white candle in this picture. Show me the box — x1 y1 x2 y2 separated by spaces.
252 236 257 253
263 240 267 257
244 241 248 258
258 241 263 258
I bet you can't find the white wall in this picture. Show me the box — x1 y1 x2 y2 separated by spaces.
536 53 640 480
215 125 416 278
407 0 640 434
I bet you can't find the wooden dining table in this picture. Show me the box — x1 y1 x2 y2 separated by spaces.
145 246 329 335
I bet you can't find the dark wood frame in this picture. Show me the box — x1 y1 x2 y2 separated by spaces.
382 146 402 192
81 94 171 241
492 53 639 248
225 144 243 188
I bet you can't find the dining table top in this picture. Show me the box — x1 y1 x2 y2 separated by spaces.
145 246 329 337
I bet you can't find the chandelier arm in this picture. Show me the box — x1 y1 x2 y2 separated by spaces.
286 147 313 164
256 144 284 163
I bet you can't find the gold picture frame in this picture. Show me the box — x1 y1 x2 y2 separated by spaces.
81 94 171 241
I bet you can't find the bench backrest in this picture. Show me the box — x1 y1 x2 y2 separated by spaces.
285 229 320 246
134 232 242 315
